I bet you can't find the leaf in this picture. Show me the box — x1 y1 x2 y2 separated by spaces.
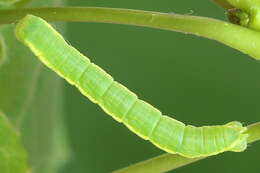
0 0 70 172
0 111 27 173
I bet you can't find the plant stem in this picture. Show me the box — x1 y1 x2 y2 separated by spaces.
246 122 260 143
1 7 260 60
14 0 34 8
113 154 203 173
114 122 260 173
211 0 233 9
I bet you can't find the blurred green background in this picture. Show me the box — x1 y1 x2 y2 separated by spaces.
60 1 260 173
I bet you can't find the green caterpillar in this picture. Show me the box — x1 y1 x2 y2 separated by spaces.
15 15 248 158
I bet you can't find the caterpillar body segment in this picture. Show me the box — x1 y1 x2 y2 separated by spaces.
15 15 248 158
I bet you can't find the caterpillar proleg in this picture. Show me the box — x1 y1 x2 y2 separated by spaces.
15 15 248 158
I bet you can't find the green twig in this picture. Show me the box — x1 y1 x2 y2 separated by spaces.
246 122 260 143
113 154 203 173
114 122 260 173
14 0 34 8
1 7 260 60
211 0 234 9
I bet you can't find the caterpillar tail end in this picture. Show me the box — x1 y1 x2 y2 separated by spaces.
226 121 248 152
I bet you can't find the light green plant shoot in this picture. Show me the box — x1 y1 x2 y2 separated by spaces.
15 14 248 158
